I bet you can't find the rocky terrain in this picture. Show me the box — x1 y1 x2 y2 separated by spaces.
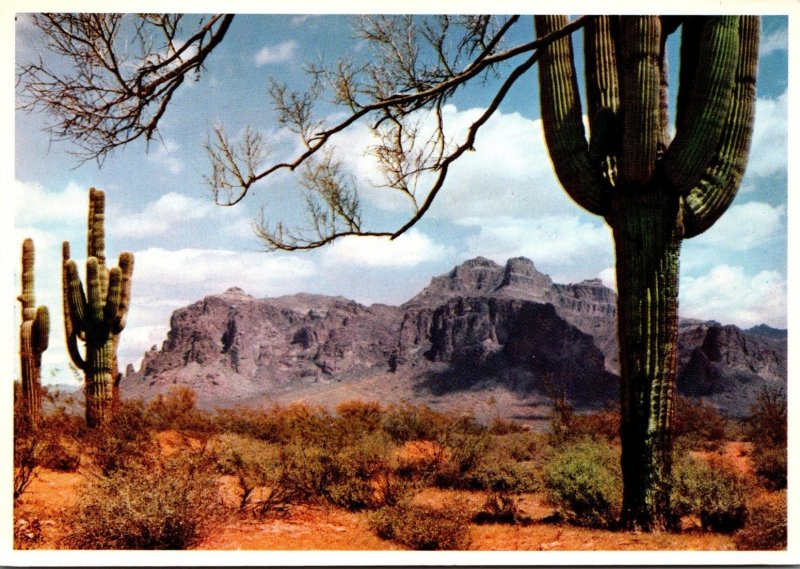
121 257 786 418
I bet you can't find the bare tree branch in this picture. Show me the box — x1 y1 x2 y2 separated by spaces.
17 13 234 163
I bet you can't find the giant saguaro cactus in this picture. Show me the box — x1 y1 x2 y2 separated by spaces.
63 188 134 428
18 238 49 429
535 16 758 530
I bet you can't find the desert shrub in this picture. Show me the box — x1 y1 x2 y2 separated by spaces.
465 439 539 493
394 440 448 481
324 431 403 510
750 445 787 491
742 386 786 490
62 444 221 549
38 437 81 472
569 408 620 443
672 396 728 450
490 431 539 462
334 400 384 440
734 492 787 551
473 492 523 525
671 455 749 533
744 386 786 446
147 386 215 433
381 402 449 443
81 400 154 475
371 500 471 550
13 388 41 501
543 439 622 529
433 429 489 489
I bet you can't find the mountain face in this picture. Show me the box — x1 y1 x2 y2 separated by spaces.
121 258 786 417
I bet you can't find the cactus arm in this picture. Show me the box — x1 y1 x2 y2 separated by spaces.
584 16 620 185
535 15 610 216
113 252 134 333
104 266 123 324
19 239 37 321
32 306 50 353
682 16 759 238
617 16 663 188
86 257 105 325
65 259 88 332
661 17 740 194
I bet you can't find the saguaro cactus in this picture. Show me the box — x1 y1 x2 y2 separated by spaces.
63 188 134 428
535 16 758 530
18 238 50 429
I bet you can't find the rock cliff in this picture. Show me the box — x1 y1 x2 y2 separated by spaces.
122 257 785 417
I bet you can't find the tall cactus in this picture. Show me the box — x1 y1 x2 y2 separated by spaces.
18 238 49 429
535 16 759 530
63 188 134 428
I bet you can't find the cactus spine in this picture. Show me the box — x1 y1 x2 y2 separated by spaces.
535 16 759 530
18 238 49 429
63 188 134 428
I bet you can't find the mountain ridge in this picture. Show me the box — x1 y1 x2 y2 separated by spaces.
121 257 786 419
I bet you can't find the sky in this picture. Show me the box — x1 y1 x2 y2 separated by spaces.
8 13 791 387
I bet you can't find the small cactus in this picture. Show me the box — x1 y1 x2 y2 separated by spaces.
18 238 49 429
63 188 134 428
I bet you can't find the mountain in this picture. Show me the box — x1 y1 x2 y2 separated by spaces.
121 257 786 419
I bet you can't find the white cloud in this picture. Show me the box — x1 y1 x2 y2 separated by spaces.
254 40 298 66
691 201 785 252
760 27 788 56
114 192 215 238
322 229 450 268
329 106 578 223
680 265 786 329
14 179 88 227
461 215 614 283
743 90 787 184
146 139 184 174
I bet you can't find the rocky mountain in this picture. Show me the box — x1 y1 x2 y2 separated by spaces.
121 257 786 418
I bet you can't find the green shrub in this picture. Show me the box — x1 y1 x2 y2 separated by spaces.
473 492 522 525
744 386 786 446
81 400 154 475
381 402 449 443
672 396 728 450
371 500 471 550
62 444 221 549
734 492 787 551
543 439 621 529
671 455 749 533
750 445 787 491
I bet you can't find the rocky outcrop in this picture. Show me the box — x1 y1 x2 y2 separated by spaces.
122 257 786 416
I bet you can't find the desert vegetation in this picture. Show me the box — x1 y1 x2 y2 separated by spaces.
13 383 786 551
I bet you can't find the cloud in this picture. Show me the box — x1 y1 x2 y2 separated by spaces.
331 105 581 224
114 192 215 239
691 201 785 252
322 229 451 268
680 265 786 329
14 179 88 227
760 27 788 56
743 90 788 184
254 40 298 66
461 215 614 283
146 139 184 174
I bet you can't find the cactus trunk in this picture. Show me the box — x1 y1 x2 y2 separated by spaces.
535 15 759 530
63 188 134 428
18 239 49 429
611 192 682 530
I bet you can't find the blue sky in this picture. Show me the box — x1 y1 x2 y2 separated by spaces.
10 13 790 386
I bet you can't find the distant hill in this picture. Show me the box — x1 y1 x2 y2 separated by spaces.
121 257 786 420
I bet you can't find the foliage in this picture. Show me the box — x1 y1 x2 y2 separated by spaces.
670 455 749 532
734 492 787 551
62 443 221 549
473 492 523 525
371 499 471 550
672 396 728 450
146 386 216 433
13 399 41 501
750 445 787 491
380 401 449 443
81 400 154 476
543 439 622 529
743 386 787 490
